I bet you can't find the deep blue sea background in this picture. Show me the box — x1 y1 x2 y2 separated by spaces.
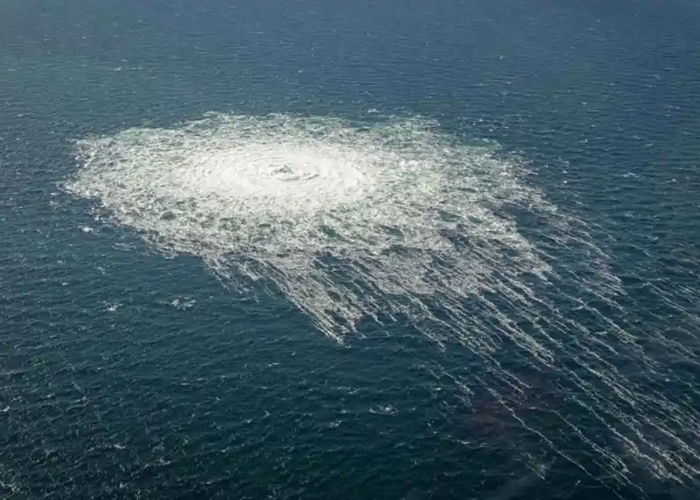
1 1 700 499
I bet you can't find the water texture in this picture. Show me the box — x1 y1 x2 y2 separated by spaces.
1 1 699 499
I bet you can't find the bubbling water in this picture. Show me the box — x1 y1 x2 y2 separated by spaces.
66 113 553 340
65 112 700 490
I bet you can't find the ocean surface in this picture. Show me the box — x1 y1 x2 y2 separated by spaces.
1 1 700 499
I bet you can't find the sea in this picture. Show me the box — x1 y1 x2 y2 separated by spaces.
1 1 700 499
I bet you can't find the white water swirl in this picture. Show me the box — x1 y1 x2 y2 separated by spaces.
65 112 700 492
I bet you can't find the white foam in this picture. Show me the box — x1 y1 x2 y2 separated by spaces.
65 113 550 341
64 112 700 489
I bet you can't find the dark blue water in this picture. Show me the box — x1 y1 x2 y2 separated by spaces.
2 1 700 499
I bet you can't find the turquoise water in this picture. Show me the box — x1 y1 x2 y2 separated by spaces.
1 1 699 498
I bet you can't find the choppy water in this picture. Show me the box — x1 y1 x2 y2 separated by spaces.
1 1 700 499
